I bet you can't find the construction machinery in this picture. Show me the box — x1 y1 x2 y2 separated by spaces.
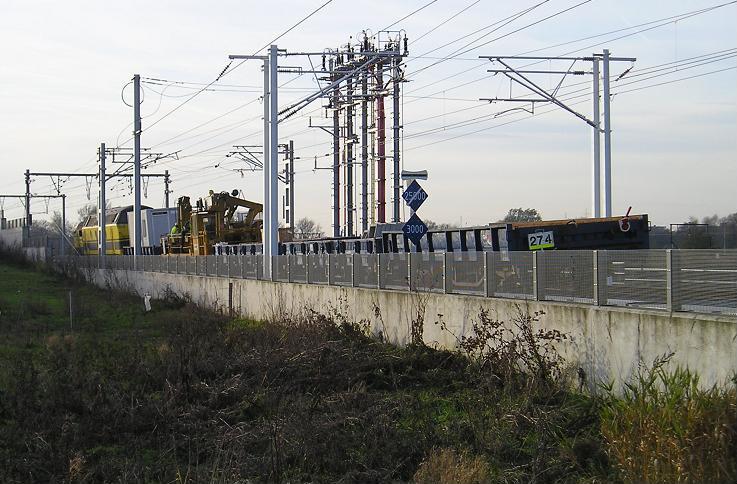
162 190 272 255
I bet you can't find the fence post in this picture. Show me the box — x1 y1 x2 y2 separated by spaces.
407 252 412 292
532 251 540 301
593 250 600 306
666 249 673 312
377 254 382 289
483 251 489 297
327 252 333 286
443 252 450 294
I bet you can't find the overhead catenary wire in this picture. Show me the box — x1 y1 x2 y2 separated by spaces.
115 0 336 147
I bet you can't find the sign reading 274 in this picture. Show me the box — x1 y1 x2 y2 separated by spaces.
528 231 555 250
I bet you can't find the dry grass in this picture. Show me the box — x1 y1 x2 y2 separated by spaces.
414 448 491 484
600 353 737 484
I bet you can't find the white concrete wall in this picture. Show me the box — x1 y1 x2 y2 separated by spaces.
88 268 737 392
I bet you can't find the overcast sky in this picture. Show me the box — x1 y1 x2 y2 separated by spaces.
1 0 735 233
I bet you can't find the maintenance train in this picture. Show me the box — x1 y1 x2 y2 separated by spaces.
74 188 649 256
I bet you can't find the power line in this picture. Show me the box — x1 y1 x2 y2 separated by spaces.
380 0 439 32
403 1 737 98
411 0 481 45
404 64 736 151
116 0 336 147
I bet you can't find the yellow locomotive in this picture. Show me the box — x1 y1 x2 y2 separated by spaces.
73 205 148 255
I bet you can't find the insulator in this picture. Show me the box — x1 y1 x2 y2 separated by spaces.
403 36 408 55
322 54 326 71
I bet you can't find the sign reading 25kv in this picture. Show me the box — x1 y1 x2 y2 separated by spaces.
402 180 429 245
401 180 428 212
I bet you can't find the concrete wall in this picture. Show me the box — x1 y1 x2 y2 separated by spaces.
87 268 737 392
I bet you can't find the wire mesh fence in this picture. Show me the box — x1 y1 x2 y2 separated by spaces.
410 253 444 292
538 251 595 304
274 256 289 282
329 254 353 286
672 250 737 315
599 250 667 309
446 252 485 296
307 253 329 284
288 254 307 283
354 254 378 288
52 250 737 317
380 253 409 290
488 251 534 300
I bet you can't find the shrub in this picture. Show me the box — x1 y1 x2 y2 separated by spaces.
600 353 737 483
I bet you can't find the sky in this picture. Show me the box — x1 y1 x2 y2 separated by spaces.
0 0 735 234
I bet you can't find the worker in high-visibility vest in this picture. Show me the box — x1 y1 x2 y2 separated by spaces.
170 223 181 236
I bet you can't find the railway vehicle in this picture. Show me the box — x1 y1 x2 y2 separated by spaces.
73 205 150 255
227 214 649 256
162 189 293 255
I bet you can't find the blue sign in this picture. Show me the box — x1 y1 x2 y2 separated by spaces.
403 213 428 245
401 180 428 212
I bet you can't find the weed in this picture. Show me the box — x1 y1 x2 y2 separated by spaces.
600 353 737 483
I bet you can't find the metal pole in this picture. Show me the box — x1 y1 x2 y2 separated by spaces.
392 58 401 223
592 57 601 218
268 45 279 275
61 194 66 256
361 69 369 234
133 74 142 266
262 58 271 278
346 76 354 237
24 169 31 226
164 169 170 208
99 143 106 267
288 140 295 228
331 58 341 237
602 49 612 217
376 61 386 223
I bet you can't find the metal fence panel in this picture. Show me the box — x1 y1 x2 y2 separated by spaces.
217 255 229 277
673 250 737 315
410 252 444 292
599 250 667 309
143 255 152 272
446 251 485 295
274 256 289 282
243 255 259 279
289 254 307 283
489 251 534 299
307 254 329 284
152 256 161 273
355 253 378 288
329 254 353 286
538 250 595 304
380 253 408 290
204 255 215 276
228 255 241 278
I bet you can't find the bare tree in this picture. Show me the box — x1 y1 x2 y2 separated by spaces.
501 208 542 223
425 219 458 230
77 203 98 224
294 218 324 239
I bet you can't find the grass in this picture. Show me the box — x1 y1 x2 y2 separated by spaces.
0 255 734 483
600 353 737 483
